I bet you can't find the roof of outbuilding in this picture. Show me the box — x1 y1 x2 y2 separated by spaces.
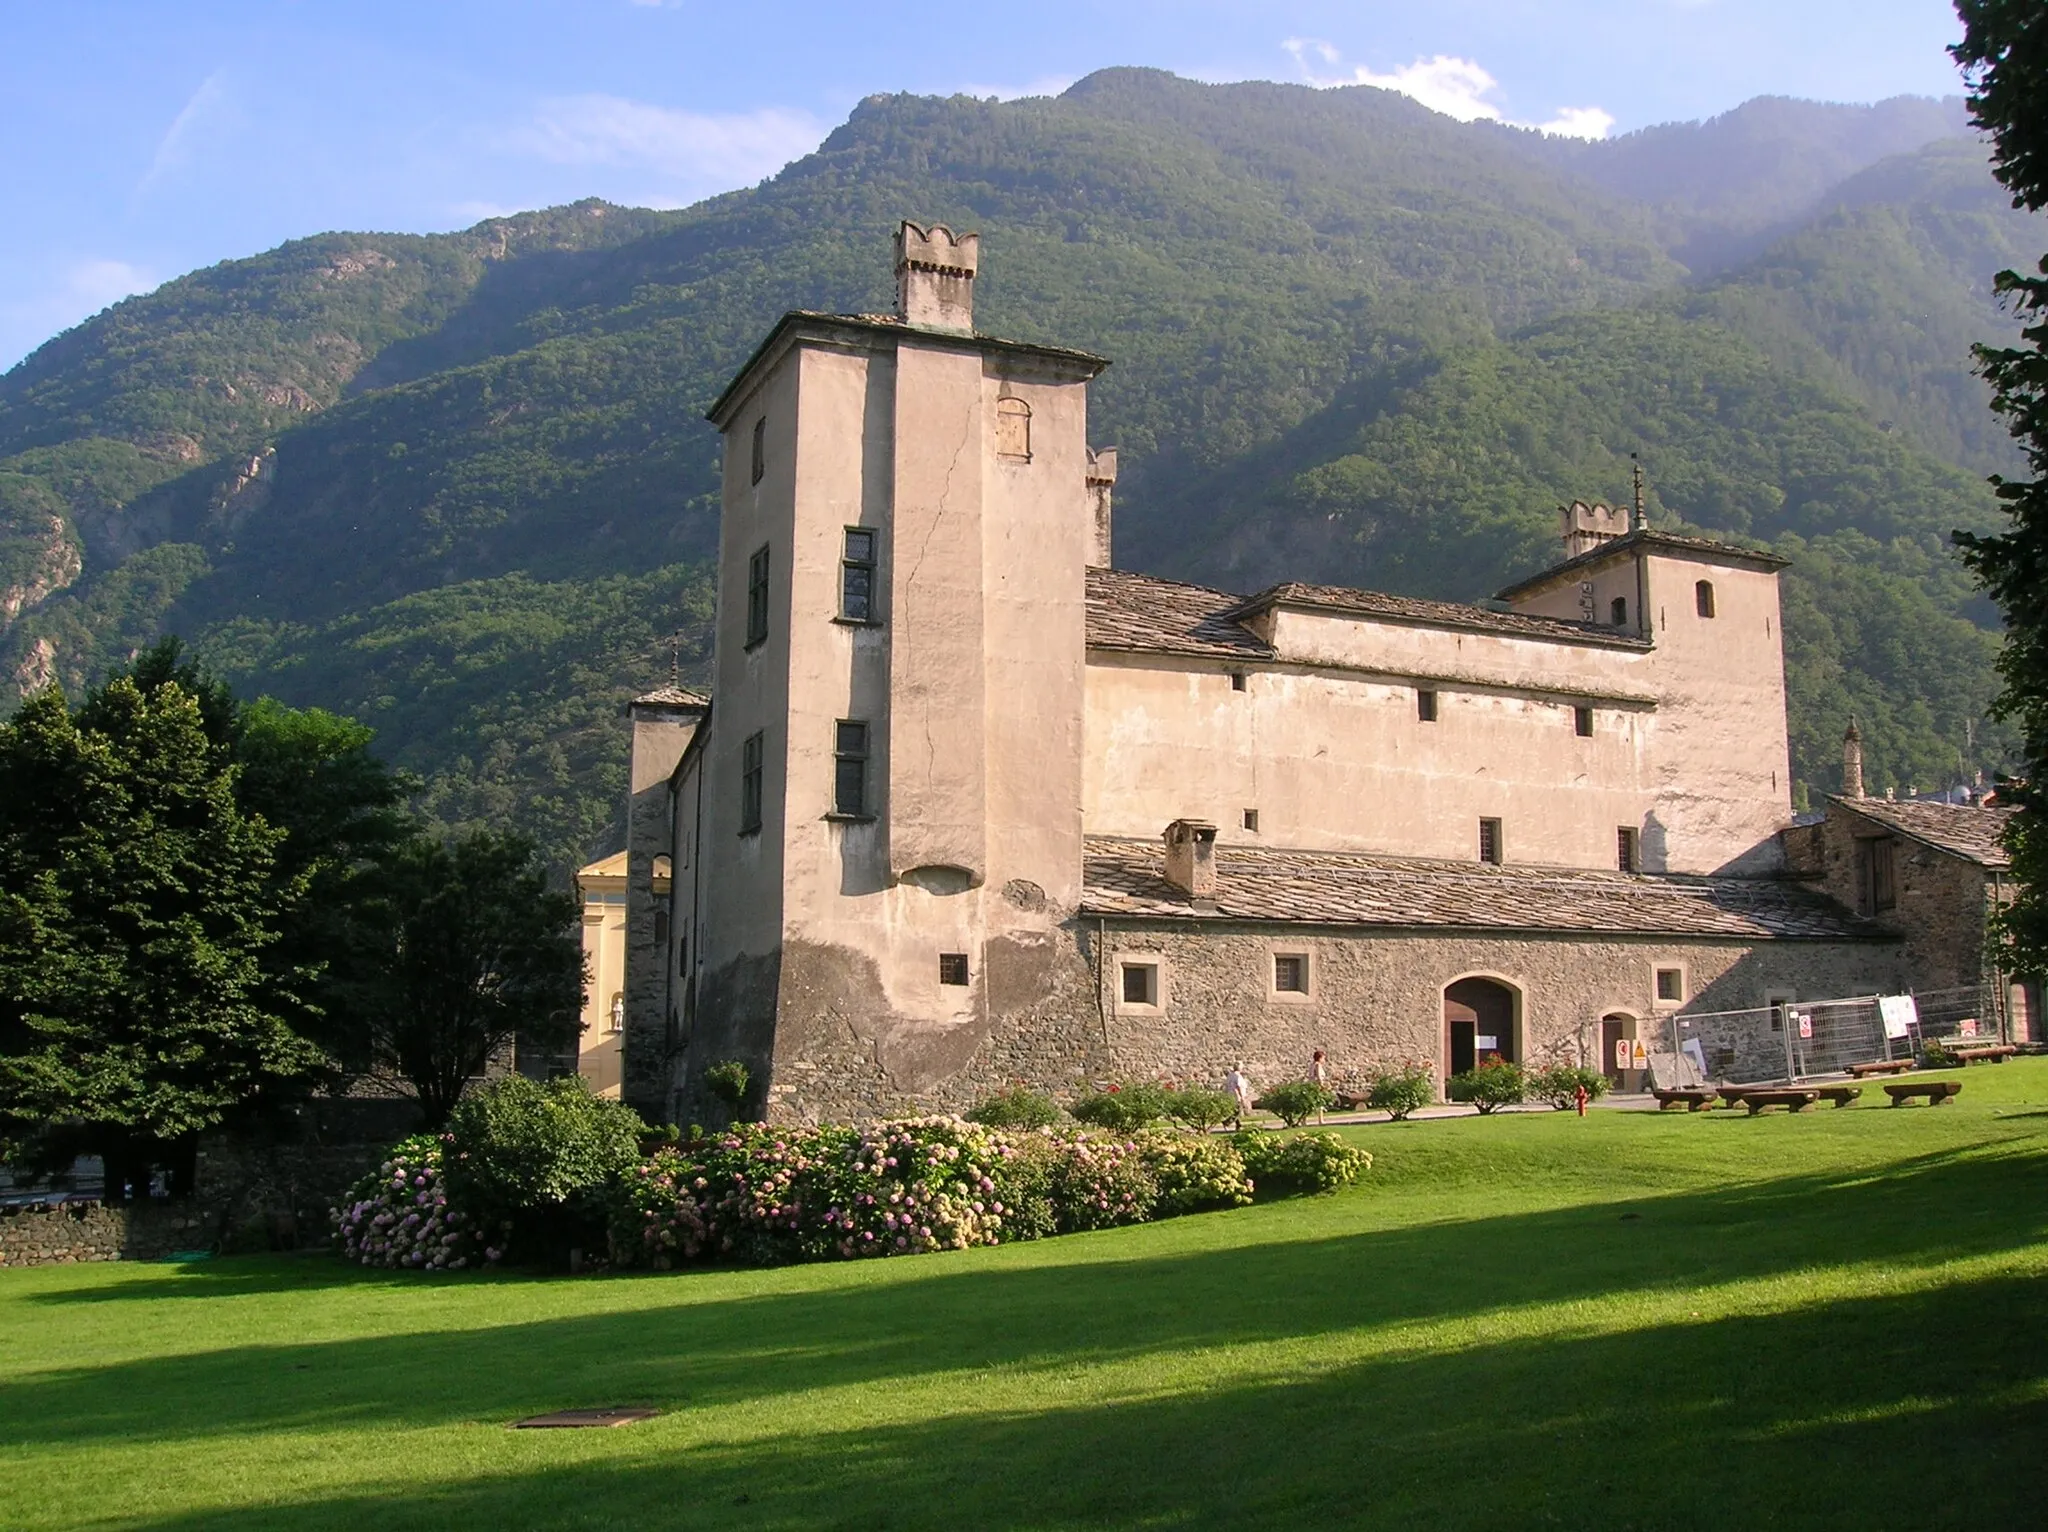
1226 580 1648 649
1080 837 1885 941
1085 568 1274 659
1828 797 2015 870
1493 529 1790 600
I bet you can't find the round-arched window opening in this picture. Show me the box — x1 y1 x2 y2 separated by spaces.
996 396 1032 460
1695 580 1716 619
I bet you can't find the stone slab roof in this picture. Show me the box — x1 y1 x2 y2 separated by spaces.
1227 580 1648 649
1495 529 1790 600
1080 837 1883 941
1086 568 1274 659
1829 796 2015 870
630 684 710 710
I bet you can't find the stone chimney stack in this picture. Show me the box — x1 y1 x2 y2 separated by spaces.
1163 819 1218 901
1560 500 1629 560
1086 447 1118 569
894 221 978 333
1842 719 1865 799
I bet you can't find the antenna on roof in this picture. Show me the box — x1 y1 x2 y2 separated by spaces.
1630 453 1647 531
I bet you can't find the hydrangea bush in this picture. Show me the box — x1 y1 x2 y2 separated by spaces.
334 1134 492 1270
1232 1130 1374 1195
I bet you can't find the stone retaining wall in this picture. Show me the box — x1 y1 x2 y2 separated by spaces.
0 1201 212 1267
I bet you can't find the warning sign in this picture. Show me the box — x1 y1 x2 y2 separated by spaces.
1630 1040 1649 1070
1797 1014 1813 1040
1615 1038 1632 1071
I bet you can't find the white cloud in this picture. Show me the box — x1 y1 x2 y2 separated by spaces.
507 95 826 188
140 70 236 192
1283 39 1614 140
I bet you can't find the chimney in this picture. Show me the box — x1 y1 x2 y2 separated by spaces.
1842 719 1865 799
1086 447 1118 568
1162 819 1218 902
894 221 978 333
1560 500 1628 560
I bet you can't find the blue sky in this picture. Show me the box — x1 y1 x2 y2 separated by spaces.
0 0 1973 369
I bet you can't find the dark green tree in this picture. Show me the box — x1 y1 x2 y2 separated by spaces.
1952 2 2048 975
0 680 325 1195
351 829 583 1127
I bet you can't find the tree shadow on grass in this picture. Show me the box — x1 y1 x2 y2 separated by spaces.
114 1268 2048 1532
5 1146 2045 1459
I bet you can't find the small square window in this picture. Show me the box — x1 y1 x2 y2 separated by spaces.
1656 968 1684 1003
939 952 970 987
1230 671 1247 692
1273 954 1308 994
750 416 766 486
841 528 876 622
1242 808 1259 832
1617 826 1640 873
1417 688 1439 722
1574 705 1594 738
1121 963 1158 1006
1478 818 1503 865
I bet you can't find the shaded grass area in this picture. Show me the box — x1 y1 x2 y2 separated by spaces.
3 1063 2046 1530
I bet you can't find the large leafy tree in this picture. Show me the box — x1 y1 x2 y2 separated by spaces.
350 828 583 1127
0 679 326 1195
1952 2 2048 976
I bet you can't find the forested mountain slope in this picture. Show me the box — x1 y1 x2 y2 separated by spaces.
0 69 2037 866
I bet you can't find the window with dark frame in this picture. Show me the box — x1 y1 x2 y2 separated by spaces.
1574 705 1595 737
1242 808 1259 832
1610 596 1628 626
1417 688 1439 722
745 544 770 648
1478 818 1503 864
1695 580 1716 618
939 952 970 987
1230 671 1247 692
1866 836 1898 912
1656 968 1684 1003
1273 954 1308 994
739 730 764 834
840 528 877 622
750 416 766 485
833 719 869 816
1121 963 1157 1005
1617 826 1640 873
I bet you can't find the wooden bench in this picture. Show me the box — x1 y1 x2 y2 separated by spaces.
1811 1085 1863 1108
1848 1059 1915 1078
1884 1080 1963 1107
1652 1087 1718 1112
1742 1088 1822 1115
1955 1045 2018 1065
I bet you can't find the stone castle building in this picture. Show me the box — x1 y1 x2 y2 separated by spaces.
599 221 1936 1125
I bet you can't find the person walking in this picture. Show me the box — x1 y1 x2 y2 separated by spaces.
1310 1048 1331 1123
1224 1063 1255 1129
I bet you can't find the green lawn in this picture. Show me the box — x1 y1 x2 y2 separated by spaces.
5 1067 2046 1531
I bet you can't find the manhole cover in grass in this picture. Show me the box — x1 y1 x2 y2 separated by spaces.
512 1407 660 1429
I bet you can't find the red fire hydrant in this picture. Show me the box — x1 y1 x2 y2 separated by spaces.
1574 1083 1590 1118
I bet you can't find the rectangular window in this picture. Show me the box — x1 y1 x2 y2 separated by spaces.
1478 818 1503 865
745 544 770 648
1656 967 1684 1003
939 952 970 987
1230 671 1247 692
1242 808 1259 832
1273 954 1308 994
833 719 868 816
654 908 670 950
740 730 764 834
750 416 766 485
1575 705 1595 737
1121 963 1158 1006
1617 826 1639 873
1867 837 1897 912
840 528 877 622
1417 688 1439 722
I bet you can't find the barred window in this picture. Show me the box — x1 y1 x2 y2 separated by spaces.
1617 826 1640 873
939 953 970 986
1478 818 1503 865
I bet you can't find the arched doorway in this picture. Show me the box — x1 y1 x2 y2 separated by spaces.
1600 1012 1638 1087
1444 978 1518 1077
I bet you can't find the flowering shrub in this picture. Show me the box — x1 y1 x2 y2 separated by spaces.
333 1135 491 1270
1253 1080 1335 1128
1070 1082 1173 1130
1142 1133 1254 1215
1233 1130 1374 1194
966 1087 1063 1129
1367 1065 1435 1121
1528 1065 1609 1110
1447 1060 1527 1114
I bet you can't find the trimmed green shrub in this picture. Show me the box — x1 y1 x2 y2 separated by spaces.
1446 1061 1528 1114
1921 1040 1961 1069
444 1075 645 1262
1368 1066 1435 1120
966 1087 1063 1129
1165 1086 1238 1132
1232 1130 1373 1194
1070 1082 1173 1130
705 1059 751 1110
1253 1080 1336 1128
1529 1065 1610 1110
